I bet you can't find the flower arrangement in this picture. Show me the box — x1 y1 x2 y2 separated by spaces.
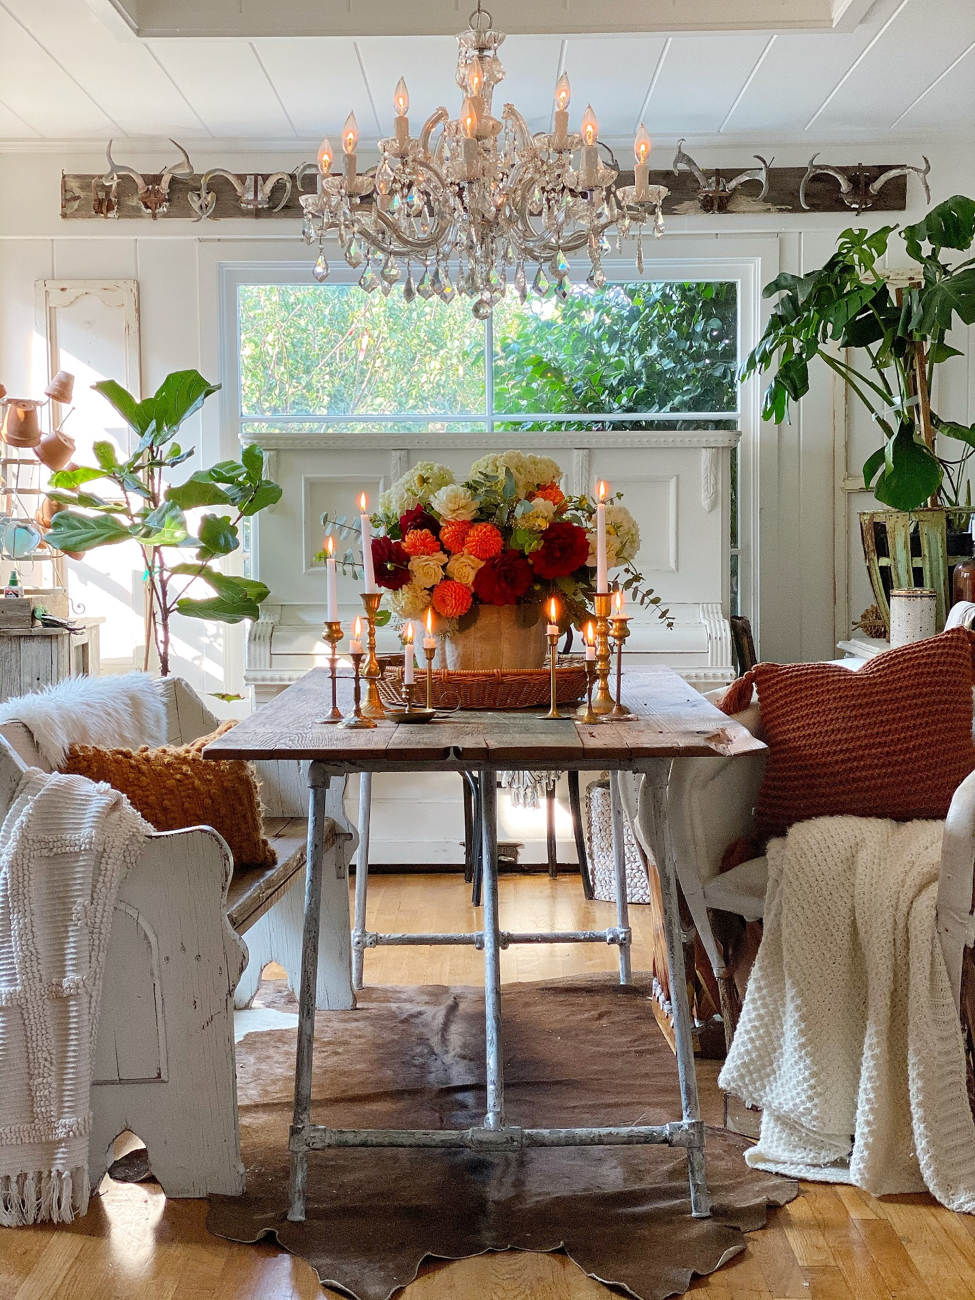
335 451 669 630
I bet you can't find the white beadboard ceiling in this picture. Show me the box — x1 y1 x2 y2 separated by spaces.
0 0 971 149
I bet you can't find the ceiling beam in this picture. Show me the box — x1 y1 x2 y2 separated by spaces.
99 0 878 39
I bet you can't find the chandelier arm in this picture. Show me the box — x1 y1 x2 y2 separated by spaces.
355 208 456 257
419 107 450 158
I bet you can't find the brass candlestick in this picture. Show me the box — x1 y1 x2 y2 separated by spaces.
542 625 567 720
575 657 599 724
424 643 436 709
339 649 376 729
609 614 634 719
321 620 344 723
359 591 386 719
592 593 615 715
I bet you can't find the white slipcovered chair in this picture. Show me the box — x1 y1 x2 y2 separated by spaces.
626 693 975 1071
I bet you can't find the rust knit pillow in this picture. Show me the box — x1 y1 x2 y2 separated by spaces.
62 721 276 869
716 627 975 843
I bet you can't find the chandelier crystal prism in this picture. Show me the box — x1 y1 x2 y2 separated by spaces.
300 3 669 316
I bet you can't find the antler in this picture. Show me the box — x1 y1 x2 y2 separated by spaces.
672 139 709 190
727 154 772 200
799 153 852 211
160 140 194 183
260 172 293 212
869 155 931 205
103 140 145 191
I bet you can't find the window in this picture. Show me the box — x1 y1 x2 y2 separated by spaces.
237 280 739 436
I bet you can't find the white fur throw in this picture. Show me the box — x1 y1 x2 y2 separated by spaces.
0 674 167 769
0 769 150 1224
719 816 975 1211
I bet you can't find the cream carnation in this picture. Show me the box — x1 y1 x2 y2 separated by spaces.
587 503 641 570
408 551 449 588
430 482 478 522
385 581 432 619
379 462 454 518
446 552 484 587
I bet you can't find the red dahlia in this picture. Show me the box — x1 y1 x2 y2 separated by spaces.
473 550 535 606
371 536 411 590
529 520 590 579
399 505 439 537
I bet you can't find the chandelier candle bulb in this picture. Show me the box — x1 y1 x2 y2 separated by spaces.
325 534 338 623
553 72 571 147
634 123 652 202
317 137 333 178
359 493 376 593
580 104 599 186
393 78 410 147
596 480 609 593
342 112 359 181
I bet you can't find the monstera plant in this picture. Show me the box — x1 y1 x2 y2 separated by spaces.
44 369 280 676
742 194 975 512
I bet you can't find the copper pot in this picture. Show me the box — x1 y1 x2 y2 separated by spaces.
44 370 75 403
34 427 76 472
36 495 65 530
2 401 42 447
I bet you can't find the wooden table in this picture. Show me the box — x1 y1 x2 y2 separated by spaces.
205 665 764 1225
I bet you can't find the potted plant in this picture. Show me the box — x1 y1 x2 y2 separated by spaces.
741 194 975 629
41 369 281 676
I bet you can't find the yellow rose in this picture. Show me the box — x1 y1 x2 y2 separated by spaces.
446 552 484 587
408 551 449 588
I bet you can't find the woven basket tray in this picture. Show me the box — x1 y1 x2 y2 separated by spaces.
378 665 588 711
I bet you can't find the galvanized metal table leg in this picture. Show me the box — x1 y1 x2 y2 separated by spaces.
609 771 633 985
288 761 330 1223
479 767 505 1129
641 761 711 1218
351 770 372 991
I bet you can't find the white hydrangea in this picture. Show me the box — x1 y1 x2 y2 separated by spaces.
468 449 564 499
446 552 484 587
379 462 455 518
515 497 556 531
385 581 432 619
408 551 449 588
587 503 641 570
430 482 478 521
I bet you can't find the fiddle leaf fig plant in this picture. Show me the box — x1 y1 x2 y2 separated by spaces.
741 194 975 512
44 369 281 676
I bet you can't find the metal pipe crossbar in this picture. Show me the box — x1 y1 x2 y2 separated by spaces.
291 1119 705 1150
352 927 631 949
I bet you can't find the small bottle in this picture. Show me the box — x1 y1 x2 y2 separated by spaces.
3 569 22 598
953 523 975 605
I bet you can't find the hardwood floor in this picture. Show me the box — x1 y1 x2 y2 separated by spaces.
3 873 973 1300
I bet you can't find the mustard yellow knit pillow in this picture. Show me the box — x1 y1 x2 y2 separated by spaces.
63 721 276 869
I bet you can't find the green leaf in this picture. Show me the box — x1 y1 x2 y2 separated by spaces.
374 609 392 627
939 421 975 450
196 513 239 558
50 465 110 490
165 474 233 510
150 370 220 441
93 440 120 472
930 340 964 364
872 424 943 510
170 565 269 606
237 481 282 516
175 594 259 624
903 195 975 256
92 379 155 436
138 500 188 547
911 268 975 333
241 444 265 479
45 511 132 552
862 446 886 489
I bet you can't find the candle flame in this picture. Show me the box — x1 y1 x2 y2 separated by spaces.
404 622 414 644
394 76 409 116
317 136 333 175
326 534 334 557
634 122 651 164
548 596 558 622
353 616 362 638
554 72 571 112
597 480 608 502
614 589 623 614
581 104 598 147
342 111 358 155
359 492 368 511
425 606 434 633
585 621 595 646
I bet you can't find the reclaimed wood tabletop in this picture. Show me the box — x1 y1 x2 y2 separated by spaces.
203 665 764 768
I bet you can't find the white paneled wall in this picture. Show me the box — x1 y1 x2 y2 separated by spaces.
0 143 972 694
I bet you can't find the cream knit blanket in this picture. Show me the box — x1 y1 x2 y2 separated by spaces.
0 769 149 1225
719 816 975 1211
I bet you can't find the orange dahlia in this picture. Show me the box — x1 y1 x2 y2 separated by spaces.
401 528 441 557
440 520 472 553
464 522 504 560
432 579 473 618
532 481 565 507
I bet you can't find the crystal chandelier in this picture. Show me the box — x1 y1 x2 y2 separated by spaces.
300 3 669 317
